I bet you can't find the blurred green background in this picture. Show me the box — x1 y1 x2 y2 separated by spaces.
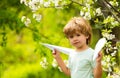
0 0 120 78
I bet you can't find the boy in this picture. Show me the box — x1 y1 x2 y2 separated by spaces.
53 17 102 78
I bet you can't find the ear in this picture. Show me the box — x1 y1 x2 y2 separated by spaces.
86 35 89 39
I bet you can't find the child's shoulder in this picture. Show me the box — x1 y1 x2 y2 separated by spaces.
86 47 95 54
88 47 94 51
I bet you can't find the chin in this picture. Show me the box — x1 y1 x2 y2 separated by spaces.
77 46 82 49
72 43 82 47
75 45 82 48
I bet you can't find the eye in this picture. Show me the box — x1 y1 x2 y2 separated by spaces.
76 34 80 36
69 35 73 38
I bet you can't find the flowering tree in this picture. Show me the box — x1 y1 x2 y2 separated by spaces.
20 0 120 77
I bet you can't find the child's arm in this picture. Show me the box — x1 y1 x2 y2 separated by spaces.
53 49 70 76
93 52 102 78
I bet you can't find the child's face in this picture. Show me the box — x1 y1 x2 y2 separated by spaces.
68 32 88 49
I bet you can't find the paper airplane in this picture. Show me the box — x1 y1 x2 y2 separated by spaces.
40 43 74 55
93 38 107 61
41 38 107 60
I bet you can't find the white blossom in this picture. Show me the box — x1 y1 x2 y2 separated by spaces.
20 0 28 6
111 50 117 56
108 72 111 77
80 11 84 16
52 59 57 68
40 57 48 69
106 48 109 54
64 60 68 67
110 1 119 6
85 3 90 9
83 7 87 11
109 1 114 6
33 13 42 22
21 16 31 27
108 67 112 72
108 34 115 40
96 8 103 16
106 57 110 62
112 62 116 66
58 67 62 72
108 43 112 47
102 60 107 66
113 75 120 78
111 21 119 26
21 16 26 22
103 33 115 40
24 18 31 26
109 73 120 78
57 60 68 72
20 0 25 4
44 2 50 7
113 47 117 49
84 12 91 20
54 0 59 6
28 0 40 12
39 0 44 4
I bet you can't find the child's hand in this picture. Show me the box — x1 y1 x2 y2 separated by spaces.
96 51 102 63
52 49 60 59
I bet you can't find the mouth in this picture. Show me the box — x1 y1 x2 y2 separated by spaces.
73 42 80 44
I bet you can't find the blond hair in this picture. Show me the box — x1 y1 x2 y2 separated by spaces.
63 17 92 44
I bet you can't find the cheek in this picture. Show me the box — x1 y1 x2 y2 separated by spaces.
84 38 88 43
80 37 87 43
69 39 73 44
69 39 73 43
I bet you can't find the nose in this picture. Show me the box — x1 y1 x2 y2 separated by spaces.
73 36 78 41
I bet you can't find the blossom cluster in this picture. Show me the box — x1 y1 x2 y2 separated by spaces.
21 16 31 26
40 57 68 72
107 73 120 78
52 59 68 72
40 57 48 69
20 0 64 26
103 33 115 40
20 0 63 12
80 3 103 20
102 32 119 77
33 13 42 22
21 14 42 27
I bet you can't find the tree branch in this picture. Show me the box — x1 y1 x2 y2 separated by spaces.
43 2 73 8
104 0 120 16
102 0 120 23
42 0 85 8
71 0 85 6
25 26 49 39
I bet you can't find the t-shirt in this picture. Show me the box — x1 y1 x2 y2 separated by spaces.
68 48 96 78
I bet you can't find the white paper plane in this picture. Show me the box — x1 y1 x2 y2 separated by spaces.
40 43 74 55
40 38 107 60
93 38 107 61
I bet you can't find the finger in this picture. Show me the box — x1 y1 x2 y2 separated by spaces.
97 52 103 61
99 52 103 57
52 49 56 55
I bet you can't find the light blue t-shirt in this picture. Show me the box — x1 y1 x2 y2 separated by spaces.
68 48 96 78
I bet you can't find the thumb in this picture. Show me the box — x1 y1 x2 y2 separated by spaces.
52 49 56 55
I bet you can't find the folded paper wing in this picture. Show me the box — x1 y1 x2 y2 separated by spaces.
41 43 74 55
93 38 107 61
40 38 107 60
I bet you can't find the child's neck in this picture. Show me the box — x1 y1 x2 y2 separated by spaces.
75 45 89 52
